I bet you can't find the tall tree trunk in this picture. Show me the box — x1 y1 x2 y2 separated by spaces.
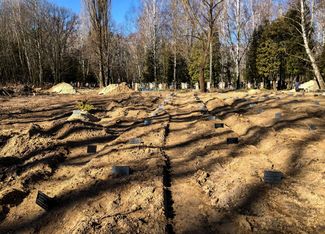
236 59 240 89
311 0 315 27
137 65 141 81
172 0 178 89
85 0 111 87
153 45 157 83
99 60 104 88
99 29 105 87
23 45 33 83
300 0 325 89
236 0 241 89
208 2 213 88
209 40 213 87
273 77 277 91
250 0 255 29
153 0 158 84
173 48 177 88
199 66 206 92
37 47 42 85
105 59 109 86
110 67 113 84
82 60 86 82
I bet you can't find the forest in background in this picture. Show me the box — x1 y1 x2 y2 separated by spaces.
0 0 324 91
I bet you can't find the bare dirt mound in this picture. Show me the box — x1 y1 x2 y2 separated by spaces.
299 79 319 92
49 82 76 94
99 82 134 95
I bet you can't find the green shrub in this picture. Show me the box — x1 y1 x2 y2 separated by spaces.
76 100 94 112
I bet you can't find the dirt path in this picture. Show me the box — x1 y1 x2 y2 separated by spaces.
163 93 235 233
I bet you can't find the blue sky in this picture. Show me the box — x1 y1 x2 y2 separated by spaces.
48 0 140 31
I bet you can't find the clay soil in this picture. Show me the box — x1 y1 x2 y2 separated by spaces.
0 90 324 233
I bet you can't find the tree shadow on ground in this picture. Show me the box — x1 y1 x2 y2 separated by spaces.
0 93 323 233
185 132 322 233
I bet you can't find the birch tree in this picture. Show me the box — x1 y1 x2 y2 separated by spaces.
314 0 325 46
298 0 325 89
138 0 166 83
171 0 181 87
221 0 253 89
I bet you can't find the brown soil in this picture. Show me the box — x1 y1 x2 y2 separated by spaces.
99 83 134 96
0 90 324 233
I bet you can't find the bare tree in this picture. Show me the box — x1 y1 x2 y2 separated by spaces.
138 0 166 83
298 0 325 89
0 0 79 85
181 0 223 92
83 0 111 87
314 0 325 46
220 0 253 89
171 0 180 87
248 0 274 32
46 4 78 83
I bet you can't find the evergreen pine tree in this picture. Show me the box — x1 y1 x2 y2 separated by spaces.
212 31 222 86
246 25 264 88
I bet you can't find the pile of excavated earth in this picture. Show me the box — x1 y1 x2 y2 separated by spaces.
99 82 134 95
0 87 324 233
49 82 77 94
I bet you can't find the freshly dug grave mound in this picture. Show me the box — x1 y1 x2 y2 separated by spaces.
99 82 133 95
53 120 105 141
0 130 57 161
49 82 76 94
248 89 261 95
99 84 118 95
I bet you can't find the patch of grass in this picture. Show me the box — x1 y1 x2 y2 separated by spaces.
76 100 94 112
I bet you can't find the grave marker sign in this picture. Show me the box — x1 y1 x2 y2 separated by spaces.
215 123 224 128
112 166 130 176
144 119 152 126
36 191 55 211
87 145 97 154
227 137 239 144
